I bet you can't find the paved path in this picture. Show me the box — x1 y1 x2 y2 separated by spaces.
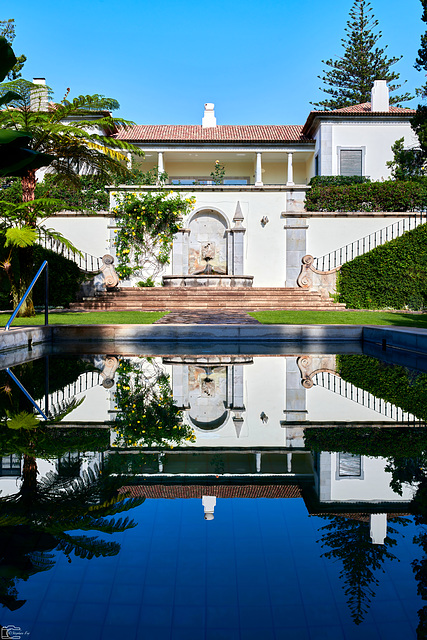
154 310 260 324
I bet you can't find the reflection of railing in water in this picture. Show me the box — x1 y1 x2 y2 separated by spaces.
314 371 422 423
38 370 102 414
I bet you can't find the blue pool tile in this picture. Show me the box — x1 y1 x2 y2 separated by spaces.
66 623 103 640
30 623 69 640
206 628 240 640
238 606 273 629
139 605 174 628
143 584 175 605
70 602 108 624
206 605 240 628
377 621 417 640
36 599 74 623
171 628 205 640
78 580 113 603
308 625 346 640
172 605 206 628
240 627 275 640
206 584 238 605
105 603 140 626
342 624 381 640
275 628 310 640
271 603 306 627
101 623 137 640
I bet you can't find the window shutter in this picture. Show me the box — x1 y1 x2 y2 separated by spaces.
340 150 362 176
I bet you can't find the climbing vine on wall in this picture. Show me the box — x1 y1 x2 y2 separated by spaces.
113 358 196 448
112 191 196 282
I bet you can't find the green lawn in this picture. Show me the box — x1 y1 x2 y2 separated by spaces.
250 310 427 327
1 309 427 328
0 311 167 326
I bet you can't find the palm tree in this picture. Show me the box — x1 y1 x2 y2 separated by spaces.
0 78 142 314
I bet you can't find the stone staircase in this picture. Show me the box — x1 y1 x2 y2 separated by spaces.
70 287 346 312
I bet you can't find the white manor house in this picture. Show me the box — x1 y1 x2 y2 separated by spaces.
46 80 419 302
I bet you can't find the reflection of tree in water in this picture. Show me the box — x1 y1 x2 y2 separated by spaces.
317 514 405 625
0 357 145 611
113 357 195 448
0 461 144 611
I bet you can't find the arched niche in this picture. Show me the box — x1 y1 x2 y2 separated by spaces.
188 209 228 275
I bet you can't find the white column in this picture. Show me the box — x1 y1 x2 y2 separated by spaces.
256 453 261 473
126 152 132 170
287 152 294 186
158 151 164 175
255 152 263 186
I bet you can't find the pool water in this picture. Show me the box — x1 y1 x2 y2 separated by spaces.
0 344 425 640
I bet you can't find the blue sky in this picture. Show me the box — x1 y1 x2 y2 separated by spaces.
6 0 425 125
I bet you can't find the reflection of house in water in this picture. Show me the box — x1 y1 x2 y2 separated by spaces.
0 352 420 547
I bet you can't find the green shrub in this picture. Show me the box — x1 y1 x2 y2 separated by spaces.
306 180 427 212
308 175 371 186
336 354 427 421
337 223 427 309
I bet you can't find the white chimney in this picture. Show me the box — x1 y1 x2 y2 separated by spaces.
30 78 48 112
371 80 389 112
202 103 217 128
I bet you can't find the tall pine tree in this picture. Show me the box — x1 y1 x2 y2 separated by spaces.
312 0 411 109
412 0 427 154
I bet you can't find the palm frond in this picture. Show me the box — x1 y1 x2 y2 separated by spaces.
55 533 120 559
4 226 37 248
38 226 83 256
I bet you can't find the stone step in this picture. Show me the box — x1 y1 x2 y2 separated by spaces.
70 286 346 312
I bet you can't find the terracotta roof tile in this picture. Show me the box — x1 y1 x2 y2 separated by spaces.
311 102 416 115
120 484 302 499
116 124 312 143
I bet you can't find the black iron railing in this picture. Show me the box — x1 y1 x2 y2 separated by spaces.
313 214 426 271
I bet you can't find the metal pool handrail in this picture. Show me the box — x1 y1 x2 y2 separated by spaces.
4 260 49 331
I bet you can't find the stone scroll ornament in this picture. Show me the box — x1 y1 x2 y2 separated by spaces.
100 254 120 289
296 255 340 299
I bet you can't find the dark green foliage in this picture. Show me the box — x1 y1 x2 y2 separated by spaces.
312 0 410 109
0 20 26 80
0 236 87 309
305 427 427 459
32 246 87 308
387 138 425 181
309 175 371 186
317 515 403 624
338 354 427 420
337 223 427 309
305 180 427 212
113 358 195 447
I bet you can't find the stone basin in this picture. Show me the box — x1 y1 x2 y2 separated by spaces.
162 275 254 287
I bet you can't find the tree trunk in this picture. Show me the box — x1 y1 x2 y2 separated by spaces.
14 171 37 316
21 170 37 204
12 246 36 317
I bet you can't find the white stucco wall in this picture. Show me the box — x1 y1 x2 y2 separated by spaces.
44 216 110 259
314 120 418 180
318 452 414 503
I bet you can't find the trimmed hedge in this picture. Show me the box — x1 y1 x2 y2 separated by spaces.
337 223 427 309
337 354 427 421
305 427 427 459
305 180 427 212
308 176 371 186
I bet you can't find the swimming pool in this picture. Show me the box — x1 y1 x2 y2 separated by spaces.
0 343 425 639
